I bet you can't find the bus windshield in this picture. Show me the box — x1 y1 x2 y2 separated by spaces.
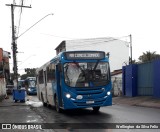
29 80 36 87
64 62 110 87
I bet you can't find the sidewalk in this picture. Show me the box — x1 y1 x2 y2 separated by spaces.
0 95 28 107
112 96 160 109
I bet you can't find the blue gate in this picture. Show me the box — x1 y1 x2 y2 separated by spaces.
122 65 137 97
153 60 160 98
123 60 160 98
137 62 153 96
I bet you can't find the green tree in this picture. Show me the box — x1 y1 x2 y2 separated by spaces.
138 51 160 63
20 68 37 80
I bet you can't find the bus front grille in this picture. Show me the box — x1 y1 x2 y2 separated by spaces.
75 87 104 95
73 97 106 107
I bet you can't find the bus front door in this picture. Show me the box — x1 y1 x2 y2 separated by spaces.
56 65 63 107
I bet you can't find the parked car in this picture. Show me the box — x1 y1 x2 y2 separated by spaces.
6 85 14 94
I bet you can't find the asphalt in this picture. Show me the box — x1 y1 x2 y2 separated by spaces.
0 95 160 109
0 95 159 132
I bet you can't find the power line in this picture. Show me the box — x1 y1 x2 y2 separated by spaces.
40 33 78 40
65 35 130 48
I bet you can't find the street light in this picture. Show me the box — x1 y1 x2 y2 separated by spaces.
16 13 54 39
13 13 53 88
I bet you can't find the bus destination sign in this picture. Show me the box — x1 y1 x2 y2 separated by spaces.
65 51 105 60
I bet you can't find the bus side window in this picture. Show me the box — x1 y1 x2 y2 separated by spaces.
38 70 44 84
47 64 55 83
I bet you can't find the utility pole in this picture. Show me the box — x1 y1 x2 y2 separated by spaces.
129 34 132 64
6 4 31 88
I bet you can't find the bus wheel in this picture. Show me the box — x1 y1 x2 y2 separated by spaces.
92 106 100 113
41 93 47 107
55 96 62 113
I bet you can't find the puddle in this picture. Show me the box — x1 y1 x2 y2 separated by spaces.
26 100 43 107
26 119 38 123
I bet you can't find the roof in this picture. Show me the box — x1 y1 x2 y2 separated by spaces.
55 41 65 50
111 69 122 76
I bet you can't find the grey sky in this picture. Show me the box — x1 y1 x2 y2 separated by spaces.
1 0 160 74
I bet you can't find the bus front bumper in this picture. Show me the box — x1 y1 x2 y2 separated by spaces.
62 94 112 110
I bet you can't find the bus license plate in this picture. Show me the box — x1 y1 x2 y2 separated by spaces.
86 101 94 104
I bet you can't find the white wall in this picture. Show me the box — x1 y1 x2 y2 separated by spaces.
65 37 129 72
0 78 6 98
111 74 122 96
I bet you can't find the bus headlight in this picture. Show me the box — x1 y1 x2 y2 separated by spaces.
107 91 111 96
76 95 83 100
28 88 31 91
66 93 71 98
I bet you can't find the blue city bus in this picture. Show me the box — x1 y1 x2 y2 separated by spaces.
36 51 112 112
25 77 37 95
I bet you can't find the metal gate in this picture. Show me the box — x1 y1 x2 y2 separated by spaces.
137 62 153 96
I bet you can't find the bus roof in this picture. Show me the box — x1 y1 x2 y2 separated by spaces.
26 77 36 80
36 50 107 73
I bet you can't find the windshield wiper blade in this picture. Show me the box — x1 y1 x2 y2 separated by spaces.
73 62 85 75
93 60 99 70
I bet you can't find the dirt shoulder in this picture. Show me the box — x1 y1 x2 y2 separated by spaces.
112 96 160 109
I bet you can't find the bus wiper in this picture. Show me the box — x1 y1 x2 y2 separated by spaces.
93 60 99 70
73 62 88 82
73 62 85 75
65 64 70 85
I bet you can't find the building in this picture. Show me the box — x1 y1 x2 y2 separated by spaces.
55 37 129 72
0 48 11 99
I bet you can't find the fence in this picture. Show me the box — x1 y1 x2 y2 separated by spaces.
122 59 160 98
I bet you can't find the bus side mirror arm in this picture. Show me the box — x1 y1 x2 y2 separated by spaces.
106 52 110 58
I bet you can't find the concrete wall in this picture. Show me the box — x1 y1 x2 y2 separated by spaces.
0 78 6 101
111 74 122 96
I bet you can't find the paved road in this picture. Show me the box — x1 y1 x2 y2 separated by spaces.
29 96 160 132
0 95 160 132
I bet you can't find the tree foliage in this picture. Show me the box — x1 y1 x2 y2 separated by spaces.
20 68 36 80
138 51 160 63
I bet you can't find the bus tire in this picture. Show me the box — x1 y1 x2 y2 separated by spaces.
41 93 47 107
92 106 100 113
55 96 62 113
